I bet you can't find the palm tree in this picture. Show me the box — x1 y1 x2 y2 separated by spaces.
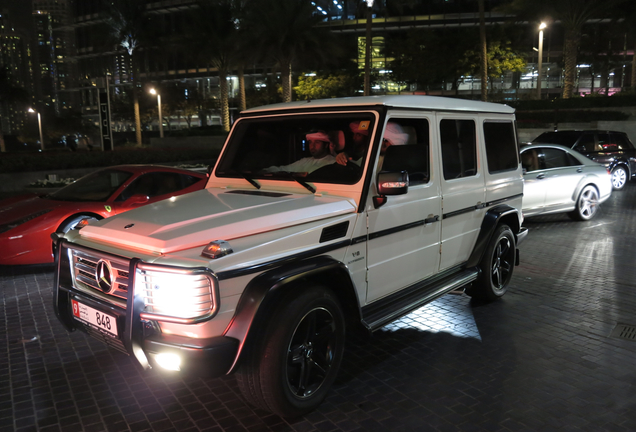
504 0 625 99
184 0 241 132
103 0 153 145
478 0 488 101
243 0 338 102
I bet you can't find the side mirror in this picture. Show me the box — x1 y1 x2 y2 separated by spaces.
125 194 150 206
374 171 409 208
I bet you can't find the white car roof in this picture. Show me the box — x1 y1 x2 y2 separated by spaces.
243 95 515 115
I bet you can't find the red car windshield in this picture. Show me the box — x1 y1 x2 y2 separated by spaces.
49 169 133 202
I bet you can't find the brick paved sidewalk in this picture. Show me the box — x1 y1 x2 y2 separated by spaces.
2 185 636 431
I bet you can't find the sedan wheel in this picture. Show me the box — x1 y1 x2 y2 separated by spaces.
569 185 599 221
611 166 628 190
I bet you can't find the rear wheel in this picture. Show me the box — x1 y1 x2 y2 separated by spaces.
568 185 599 221
467 224 516 301
236 286 345 417
611 166 628 190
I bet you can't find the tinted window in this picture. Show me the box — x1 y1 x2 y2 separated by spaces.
440 119 477 179
50 169 133 202
379 118 430 185
521 149 540 172
483 121 518 173
117 172 197 201
576 134 597 152
612 133 634 150
542 148 578 169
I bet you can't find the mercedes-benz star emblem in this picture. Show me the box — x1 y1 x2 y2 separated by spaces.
95 259 114 293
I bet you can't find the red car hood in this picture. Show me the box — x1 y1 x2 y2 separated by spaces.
0 194 63 223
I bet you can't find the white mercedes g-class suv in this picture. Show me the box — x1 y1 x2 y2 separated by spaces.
54 95 527 417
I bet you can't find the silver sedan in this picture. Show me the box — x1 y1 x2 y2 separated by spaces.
520 143 612 221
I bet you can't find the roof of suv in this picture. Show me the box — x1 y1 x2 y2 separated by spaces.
243 95 515 115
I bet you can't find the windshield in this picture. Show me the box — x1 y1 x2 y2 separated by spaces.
49 169 133 202
216 112 377 185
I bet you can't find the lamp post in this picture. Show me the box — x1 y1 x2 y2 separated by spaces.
28 108 44 151
149 88 164 138
537 22 547 99
363 0 373 96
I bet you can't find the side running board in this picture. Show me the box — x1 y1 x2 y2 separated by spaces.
361 268 479 331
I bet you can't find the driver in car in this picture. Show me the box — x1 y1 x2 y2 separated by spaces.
264 130 336 174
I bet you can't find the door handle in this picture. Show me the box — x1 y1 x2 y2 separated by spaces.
536 173 545 179
577 167 583 173
424 215 439 224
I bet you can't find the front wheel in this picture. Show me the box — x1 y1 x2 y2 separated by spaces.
611 166 628 190
467 224 516 301
236 286 345 417
568 185 599 221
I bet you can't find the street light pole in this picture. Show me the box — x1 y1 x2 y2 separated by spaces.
150 88 164 138
537 22 546 100
363 0 373 96
28 108 44 151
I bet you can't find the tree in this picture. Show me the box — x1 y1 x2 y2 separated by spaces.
389 28 477 94
243 0 340 102
463 41 527 91
103 0 155 145
294 73 361 100
478 0 488 101
183 0 241 132
503 0 625 99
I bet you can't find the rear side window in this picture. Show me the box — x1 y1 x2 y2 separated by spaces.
483 121 518 173
440 119 477 179
542 148 580 169
612 133 634 150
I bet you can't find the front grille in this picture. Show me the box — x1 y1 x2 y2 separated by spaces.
72 249 131 302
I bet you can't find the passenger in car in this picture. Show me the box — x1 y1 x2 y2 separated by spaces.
336 121 370 166
264 130 336 174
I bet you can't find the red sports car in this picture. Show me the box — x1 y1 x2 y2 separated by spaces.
0 165 207 265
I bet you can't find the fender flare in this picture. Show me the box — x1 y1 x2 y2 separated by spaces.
223 255 360 373
466 204 521 268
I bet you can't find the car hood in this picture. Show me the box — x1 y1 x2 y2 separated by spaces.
79 188 357 254
0 194 61 223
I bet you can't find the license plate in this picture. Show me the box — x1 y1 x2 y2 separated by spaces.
71 299 118 337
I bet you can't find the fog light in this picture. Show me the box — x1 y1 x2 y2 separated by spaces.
155 353 181 371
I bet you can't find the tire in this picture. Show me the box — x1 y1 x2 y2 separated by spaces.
53 215 100 261
468 224 516 301
57 215 100 234
236 285 345 417
611 166 628 190
568 185 599 221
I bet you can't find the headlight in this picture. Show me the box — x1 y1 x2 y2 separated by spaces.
0 209 53 234
134 263 219 323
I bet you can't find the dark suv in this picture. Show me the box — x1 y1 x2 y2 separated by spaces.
532 130 636 190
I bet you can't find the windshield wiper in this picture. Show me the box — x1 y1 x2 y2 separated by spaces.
217 169 261 190
275 171 316 194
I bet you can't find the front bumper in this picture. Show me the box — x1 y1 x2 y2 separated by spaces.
53 241 238 377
